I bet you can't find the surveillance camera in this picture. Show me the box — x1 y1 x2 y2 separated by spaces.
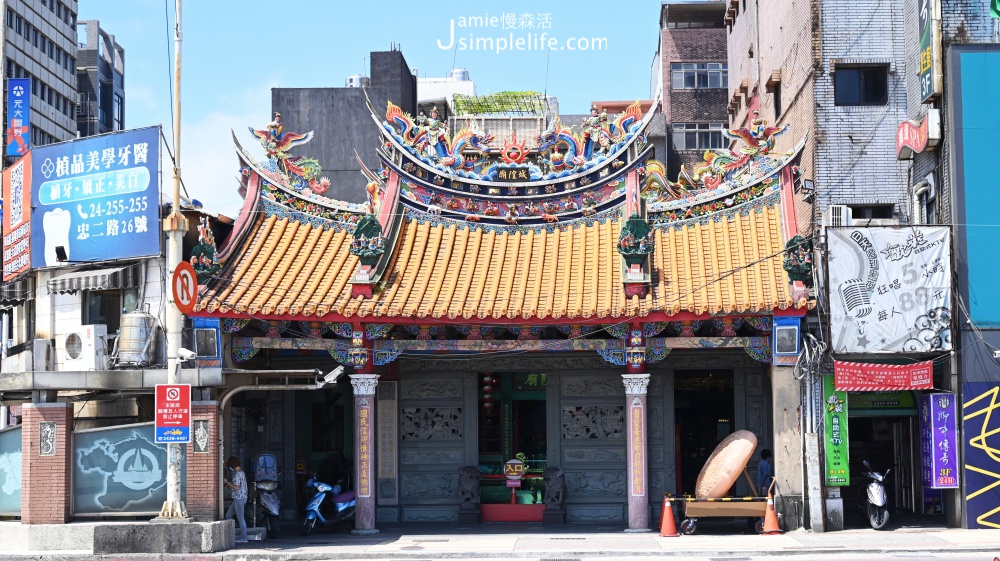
324 366 345 384
178 348 198 360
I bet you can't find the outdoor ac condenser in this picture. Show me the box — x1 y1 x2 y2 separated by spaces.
59 324 108 371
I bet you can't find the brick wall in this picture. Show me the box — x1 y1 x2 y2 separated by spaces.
21 403 72 524
185 401 220 521
660 22 729 179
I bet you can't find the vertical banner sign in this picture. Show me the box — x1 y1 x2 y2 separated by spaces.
918 0 943 102
30 126 161 267
630 401 644 496
357 403 371 498
919 393 959 489
824 375 850 486
6 78 30 157
154 384 191 444
2 154 32 281
828 226 951 353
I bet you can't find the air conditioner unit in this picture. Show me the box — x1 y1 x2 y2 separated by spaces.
59 324 108 371
856 218 899 226
32 338 53 371
822 205 853 228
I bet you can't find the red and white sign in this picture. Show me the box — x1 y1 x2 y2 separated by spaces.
896 109 941 159
155 384 191 444
172 261 197 315
2 153 31 281
834 359 934 392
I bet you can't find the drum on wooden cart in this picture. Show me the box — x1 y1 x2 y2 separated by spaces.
676 495 769 535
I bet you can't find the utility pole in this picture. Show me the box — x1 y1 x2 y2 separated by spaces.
158 0 189 520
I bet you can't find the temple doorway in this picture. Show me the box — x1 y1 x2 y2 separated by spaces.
478 372 548 507
674 369 736 495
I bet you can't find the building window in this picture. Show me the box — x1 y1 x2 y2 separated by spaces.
671 62 728 90
113 94 123 130
14 14 20 35
6 9 13 28
773 83 782 119
834 66 888 106
672 123 726 151
849 205 893 220
83 289 138 337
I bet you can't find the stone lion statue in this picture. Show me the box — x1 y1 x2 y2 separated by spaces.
458 466 480 507
542 467 565 508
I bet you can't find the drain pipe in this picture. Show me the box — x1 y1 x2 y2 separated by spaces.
216 372 333 520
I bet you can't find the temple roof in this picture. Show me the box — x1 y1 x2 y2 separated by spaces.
196 189 798 321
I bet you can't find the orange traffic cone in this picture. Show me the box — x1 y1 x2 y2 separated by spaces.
762 492 781 535
660 494 679 537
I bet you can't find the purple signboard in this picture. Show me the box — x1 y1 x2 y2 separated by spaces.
919 393 959 489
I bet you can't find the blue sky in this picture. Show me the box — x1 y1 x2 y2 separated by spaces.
83 0 663 216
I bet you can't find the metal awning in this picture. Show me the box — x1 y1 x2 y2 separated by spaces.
0 275 34 306
47 264 140 294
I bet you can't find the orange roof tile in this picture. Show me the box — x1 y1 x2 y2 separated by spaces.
198 199 797 321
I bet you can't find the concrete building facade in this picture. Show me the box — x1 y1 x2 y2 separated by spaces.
3 0 79 151
75 20 124 138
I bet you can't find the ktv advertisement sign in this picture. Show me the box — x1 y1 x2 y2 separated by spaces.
30 127 160 267
919 393 958 489
828 226 951 353
154 384 190 444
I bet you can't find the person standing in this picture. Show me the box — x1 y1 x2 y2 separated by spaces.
225 456 248 543
757 449 775 496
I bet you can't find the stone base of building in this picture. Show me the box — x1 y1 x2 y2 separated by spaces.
775 494 803 531
543 507 566 524
0 520 234 554
457 508 481 524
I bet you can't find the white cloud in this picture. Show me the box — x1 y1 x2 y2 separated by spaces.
161 83 274 219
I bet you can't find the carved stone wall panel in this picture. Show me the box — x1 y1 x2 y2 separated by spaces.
567 506 626 522
400 449 464 465
649 446 664 464
747 373 762 397
400 355 608 373
377 382 397 400
401 379 462 400
401 472 458 498
377 507 400 523
562 406 625 439
400 408 463 440
748 401 764 443
650 470 664 491
565 471 627 496
563 447 626 464
649 404 663 438
648 375 663 396
564 377 624 397
402 507 459 522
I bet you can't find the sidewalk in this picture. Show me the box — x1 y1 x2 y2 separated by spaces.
5 520 999 560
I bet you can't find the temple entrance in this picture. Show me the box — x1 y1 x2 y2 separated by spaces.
674 369 735 496
478 372 548 520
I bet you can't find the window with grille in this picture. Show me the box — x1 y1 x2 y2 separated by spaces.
671 62 728 89
672 123 726 150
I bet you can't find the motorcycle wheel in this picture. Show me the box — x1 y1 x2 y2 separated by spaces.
303 517 316 537
868 504 890 530
268 515 281 539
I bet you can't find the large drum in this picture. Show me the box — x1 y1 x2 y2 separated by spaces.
694 430 758 499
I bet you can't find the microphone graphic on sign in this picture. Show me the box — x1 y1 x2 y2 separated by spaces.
839 278 872 319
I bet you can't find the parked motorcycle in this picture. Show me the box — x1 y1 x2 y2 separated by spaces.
252 453 282 539
859 460 891 530
303 474 356 536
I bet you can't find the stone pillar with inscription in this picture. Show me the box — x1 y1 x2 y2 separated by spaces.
623 372 651 532
351 373 380 535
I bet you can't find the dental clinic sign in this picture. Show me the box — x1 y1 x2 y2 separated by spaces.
30 127 161 267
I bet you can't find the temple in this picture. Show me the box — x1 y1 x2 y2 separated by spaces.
193 92 813 529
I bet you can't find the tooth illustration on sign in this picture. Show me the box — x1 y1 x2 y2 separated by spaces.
42 207 72 266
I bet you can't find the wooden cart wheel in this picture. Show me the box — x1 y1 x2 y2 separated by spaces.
680 518 697 535
754 518 765 534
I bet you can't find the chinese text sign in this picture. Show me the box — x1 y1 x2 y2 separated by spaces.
824 375 850 486
30 127 161 266
919 393 958 489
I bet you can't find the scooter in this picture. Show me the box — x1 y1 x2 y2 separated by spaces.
859 460 891 530
303 475 356 536
252 453 282 539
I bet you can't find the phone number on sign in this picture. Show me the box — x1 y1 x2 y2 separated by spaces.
79 195 148 219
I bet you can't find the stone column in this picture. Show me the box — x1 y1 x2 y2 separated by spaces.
186 401 220 521
623 373 651 532
772 364 804 530
351 373 380 535
21 403 72 524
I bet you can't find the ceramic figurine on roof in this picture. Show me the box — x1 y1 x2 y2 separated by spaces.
640 160 691 202
618 212 653 258
190 216 221 284
249 115 331 195
349 214 386 266
727 111 789 158
783 235 813 286
384 102 495 176
250 113 314 161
